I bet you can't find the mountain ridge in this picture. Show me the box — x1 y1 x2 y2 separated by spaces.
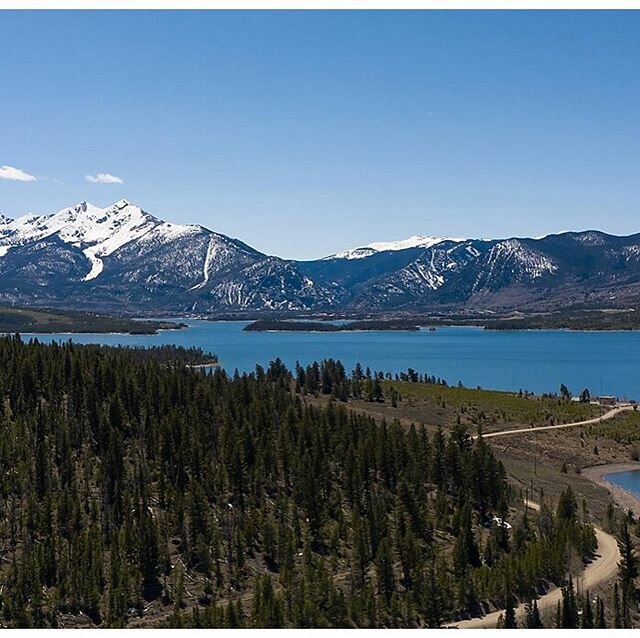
324 234 467 261
1 199 640 314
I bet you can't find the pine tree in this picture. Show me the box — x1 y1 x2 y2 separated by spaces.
613 581 623 628
581 591 594 628
524 598 543 628
374 536 395 603
561 575 579 628
422 559 443 628
252 575 283 627
595 596 607 628
453 501 480 577
372 377 384 403
617 520 638 627
557 486 578 522
503 591 517 628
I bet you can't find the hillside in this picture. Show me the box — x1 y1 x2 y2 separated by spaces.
0 339 636 628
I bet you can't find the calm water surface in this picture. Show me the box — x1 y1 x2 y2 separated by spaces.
605 471 640 498
23 320 640 399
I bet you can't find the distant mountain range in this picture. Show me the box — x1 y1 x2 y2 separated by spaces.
1 199 639 315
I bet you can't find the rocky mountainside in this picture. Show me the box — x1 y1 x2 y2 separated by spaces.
1 199 639 314
0 200 333 312
302 232 640 312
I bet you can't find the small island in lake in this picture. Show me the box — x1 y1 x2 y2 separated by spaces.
244 319 420 332
480 310 640 331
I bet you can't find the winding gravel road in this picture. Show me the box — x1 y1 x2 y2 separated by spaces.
478 405 634 440
451 518 620 628
450 405 634 628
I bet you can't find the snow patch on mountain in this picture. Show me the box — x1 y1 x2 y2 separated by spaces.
571 231 608 246
620 245 640 261
406 261 445 290
191 236 218 290
478 239 557 288
325 235 465 260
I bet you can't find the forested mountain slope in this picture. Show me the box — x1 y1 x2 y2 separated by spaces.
0 338 622 628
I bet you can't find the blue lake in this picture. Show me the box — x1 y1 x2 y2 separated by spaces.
605 471 640 498
22 320 640 400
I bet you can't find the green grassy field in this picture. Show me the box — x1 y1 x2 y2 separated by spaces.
380 380 603 432
579 409 640 444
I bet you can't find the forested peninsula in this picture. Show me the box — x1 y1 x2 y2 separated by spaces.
0 306 185 335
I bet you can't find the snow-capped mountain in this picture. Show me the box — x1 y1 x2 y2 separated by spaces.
1 199 639 314
0 200 334 312
301 232 640 311
325 235 465 260
0 200 203 281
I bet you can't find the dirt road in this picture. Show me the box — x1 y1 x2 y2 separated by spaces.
450 501 621 628
450 407 631 629
477 405 634 440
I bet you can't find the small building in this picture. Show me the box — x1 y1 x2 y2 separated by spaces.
596 395 617 407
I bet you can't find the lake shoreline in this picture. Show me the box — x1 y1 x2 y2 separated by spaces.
15 320 640 400
581 462 640 516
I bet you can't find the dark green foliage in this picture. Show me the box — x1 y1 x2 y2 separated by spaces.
581 591 594 628
613 581 623 628
502 591 517 628
579 388 591 403
476 310 640 332
453 501 481 577
0 336 603 627
617 521 638 628
595 595 607 628
557 485 578 522
560 574 579 628
524 598 543 628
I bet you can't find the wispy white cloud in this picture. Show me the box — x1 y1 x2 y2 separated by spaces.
0 165 38 182
86 172 123 184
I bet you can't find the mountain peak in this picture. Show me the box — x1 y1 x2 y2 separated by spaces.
0 199 166 282
111 198 130 210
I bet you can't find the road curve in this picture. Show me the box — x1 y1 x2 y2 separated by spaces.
477 405 634 440
452 525 620 628
450 501 621 629
448 408 631 627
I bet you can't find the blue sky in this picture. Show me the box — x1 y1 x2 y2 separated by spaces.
1 10 639 259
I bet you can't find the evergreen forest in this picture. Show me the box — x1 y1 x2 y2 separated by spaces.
0 335 635 628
